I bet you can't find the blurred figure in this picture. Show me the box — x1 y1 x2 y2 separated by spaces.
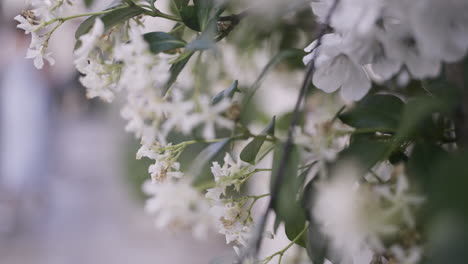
0 23 52 236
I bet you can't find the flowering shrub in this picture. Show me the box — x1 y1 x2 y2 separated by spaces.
15 0 468 263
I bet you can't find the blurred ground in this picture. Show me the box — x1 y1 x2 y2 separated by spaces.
0 109 229 264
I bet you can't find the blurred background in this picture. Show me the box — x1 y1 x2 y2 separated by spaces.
0 1 231 263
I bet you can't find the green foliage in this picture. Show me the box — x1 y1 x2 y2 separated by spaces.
240 116 275 164
180 5 201 31
162 52 194 96
185 20 218 51
338 133 392 175
212 80 240 105
270 144 307 247
194 0 227 31
171 0 190 10
143 32 187 54
394 96 449 144
306 220 328 264
84 0 94 8
339 94 404 132
75 4 144 39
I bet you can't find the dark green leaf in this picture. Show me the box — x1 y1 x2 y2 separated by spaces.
339 94 404 132
276 111 305 131
270 144 307 247
172 0 189 10
143 32 186 54
180 5 201 31
394 96 448 144
306 221 327 264
338 134 392 174
84 0 94 8
240 136 266 165
194 0 228 31
162 52 194 96
185 19 217 51
190 138 232 187
240 117 276 164
75 5 144 39
212 80 240 105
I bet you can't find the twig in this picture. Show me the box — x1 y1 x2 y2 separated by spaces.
238 0 341 262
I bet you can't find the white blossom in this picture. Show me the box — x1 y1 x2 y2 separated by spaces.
390 245 423 264
210 202 252 246
74 18 104 71
148 158 184 183
304 34 371 102
411 0 468 63
26 39 55 69
78 60 116 102
143 179 212 240
206 153 252 201
374 173 426 228
191 96 234 139
14 14 40 34
313 164 398 259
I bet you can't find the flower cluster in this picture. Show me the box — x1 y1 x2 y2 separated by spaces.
206 154 258 249
14 1 466 263
14 0 77 69
313 163 425 264
305 0 468 101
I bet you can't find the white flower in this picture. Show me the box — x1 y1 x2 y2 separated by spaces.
206 153 251 201
161 89 197 137
210 202 252 246
78 60 116 102
14 14 40 34
148 158 184 183
311 0 383 35
374 173 425 228
74 18 104 70
191 96 234 139
411 0 468 63
313 164 398 258
365 161 394 183
305 34 371 102
390 245 422 264
26 42 55 69
378 22 441 79
143 179 212 240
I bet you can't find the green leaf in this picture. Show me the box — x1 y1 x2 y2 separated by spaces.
75 5 144 39
143 32 186 54
193 0 228 31
185 19 217 51
270 144 307 247
306 221 327 264
338 134 392 174
212 80 240 105
190 138 232 187
240 117 276 164
162 52 194 96
339 94 404 132
84 0 94 8
395 96 448 144
276 111 305 131
172 0 189 10
180 5 201 31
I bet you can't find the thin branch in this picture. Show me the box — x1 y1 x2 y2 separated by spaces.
238 0 341 262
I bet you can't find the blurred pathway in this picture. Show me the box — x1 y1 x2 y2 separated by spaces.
0 110 229 264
